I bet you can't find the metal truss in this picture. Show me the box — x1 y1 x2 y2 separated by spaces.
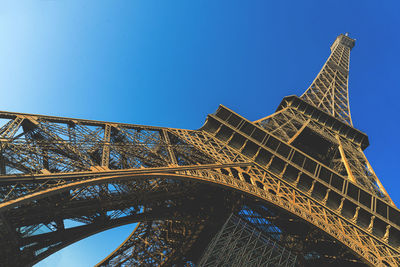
198 213 297 267
179 108 400 266
0 34 399 267
255 97 392 204
300 33 354 125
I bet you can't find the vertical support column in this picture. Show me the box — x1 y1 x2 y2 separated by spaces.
42 148 49 172
68 121 78 145
0 116 25 175
336 135 356 183
101 124 112 168
0 147 5 175
162 129 178 165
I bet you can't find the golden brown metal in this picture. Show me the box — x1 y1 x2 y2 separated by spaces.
301 34 354 125
0 34 398 266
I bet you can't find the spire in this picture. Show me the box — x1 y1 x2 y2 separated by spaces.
301 34 355 125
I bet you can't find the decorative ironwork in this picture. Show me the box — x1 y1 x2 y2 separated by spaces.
0 34 398 267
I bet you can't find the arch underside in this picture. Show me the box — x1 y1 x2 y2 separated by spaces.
0 113 398 266
0 172 369 267
96 178 368 267
0 166 396 267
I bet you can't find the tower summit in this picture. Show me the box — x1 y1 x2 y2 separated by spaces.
256 34 393 205
331 33 356 51
301 34 355 125
1 34 399 266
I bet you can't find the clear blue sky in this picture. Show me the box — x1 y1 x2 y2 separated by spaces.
1 1 399 266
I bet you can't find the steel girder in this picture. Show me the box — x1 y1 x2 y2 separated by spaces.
0 107 398 266
0 34 399 267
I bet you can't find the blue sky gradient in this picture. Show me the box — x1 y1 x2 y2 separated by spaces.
1 1 399 266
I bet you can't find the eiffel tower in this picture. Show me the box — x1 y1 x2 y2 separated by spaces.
0 34 399 267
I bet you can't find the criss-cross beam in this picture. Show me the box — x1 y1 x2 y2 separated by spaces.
0 107 400 266
301 34 355 125
0 162 250 266
0 111 226 266
2 34 399 267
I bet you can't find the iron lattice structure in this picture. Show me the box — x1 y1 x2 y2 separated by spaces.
0 34 399 266
198 212 297 267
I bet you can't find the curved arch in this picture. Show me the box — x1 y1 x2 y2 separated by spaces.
32 205 209 266
9 177 232 266
95 223 141 267
2 166 399 266
32 215 142 265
